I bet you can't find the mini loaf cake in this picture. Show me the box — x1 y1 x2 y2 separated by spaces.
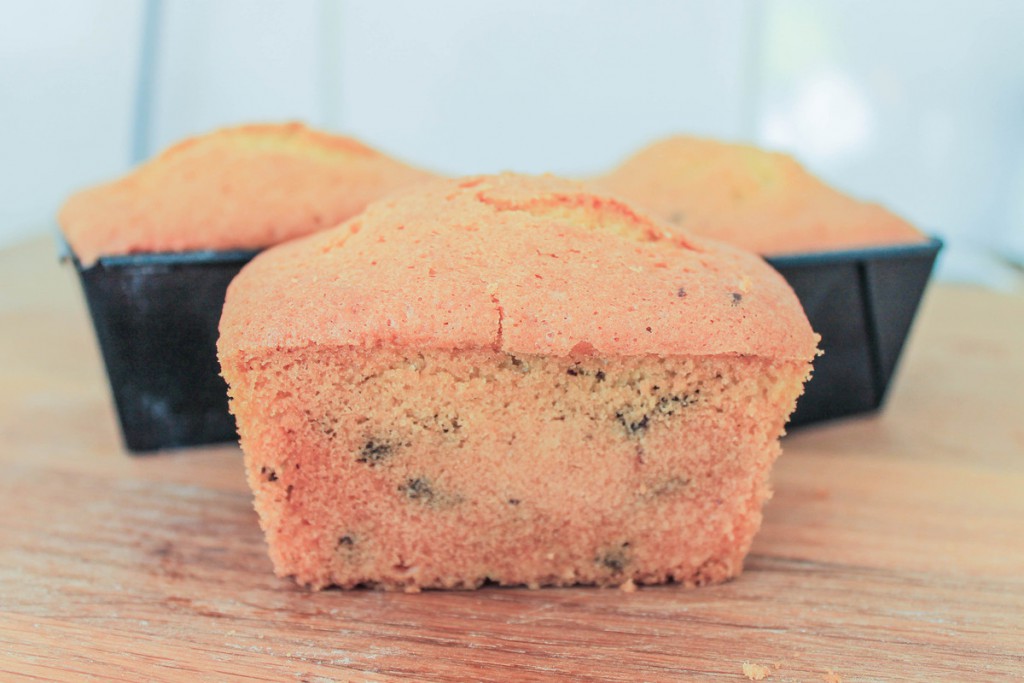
59 122 435 264
218 173 819 591
593 136 925 256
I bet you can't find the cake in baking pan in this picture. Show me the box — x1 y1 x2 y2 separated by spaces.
59 122 436 264
593 136 924 256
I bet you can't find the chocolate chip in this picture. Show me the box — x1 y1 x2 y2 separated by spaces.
440 414 462 434
656 394 693 414
260 466 278 483
616 411 650 436
357 440 393 465
644 477 691 498
303 410 337 437
337 535 354 547
633 415 649 433
731 292 743 306
676 287 686 298
400 477 434 502
602 556 625 572
596 542 631 573
595 370 606 382
508 355 530 372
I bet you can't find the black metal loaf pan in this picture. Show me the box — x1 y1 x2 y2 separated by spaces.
767 237 942 428
67 237 940 453
69 247 258 452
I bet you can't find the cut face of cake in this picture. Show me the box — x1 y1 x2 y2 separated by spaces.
218 173 818 590
59 122 436 264
593 135 924 256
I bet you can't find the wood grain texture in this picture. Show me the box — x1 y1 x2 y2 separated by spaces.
1 238 1022 682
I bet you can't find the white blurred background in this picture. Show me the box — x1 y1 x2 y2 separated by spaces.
2 0 1023 287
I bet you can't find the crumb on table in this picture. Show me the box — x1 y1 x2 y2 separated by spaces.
742 662 771 680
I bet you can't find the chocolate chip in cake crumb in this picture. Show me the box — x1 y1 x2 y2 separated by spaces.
731 292 743 306
437 413 462 434
400 477 434 502
357 439 393 465
597 542 631 573
630 415 649 434
507 498 521 506
616 410 650 436
507 354 530 372
337 535 355 548
567 365 607 382
657 394 693 414
641 476 691 499
616 386 698 438
307 412 337 438
676 286 686 298
260 466 278 483
398 478 464 507
600 555 626 573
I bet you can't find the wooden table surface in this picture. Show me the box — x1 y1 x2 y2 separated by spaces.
1 237 1022 682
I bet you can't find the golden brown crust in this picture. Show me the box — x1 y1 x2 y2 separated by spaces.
218 173 819 363
593 135 925 255
59 122 436 264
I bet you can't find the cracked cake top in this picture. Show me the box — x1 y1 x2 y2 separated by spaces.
218 173 818 362
59 122 436 265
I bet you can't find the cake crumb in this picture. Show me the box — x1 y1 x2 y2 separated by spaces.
403 585 421 594
618 579 637 593
742 662 771 680
822 670 842 683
